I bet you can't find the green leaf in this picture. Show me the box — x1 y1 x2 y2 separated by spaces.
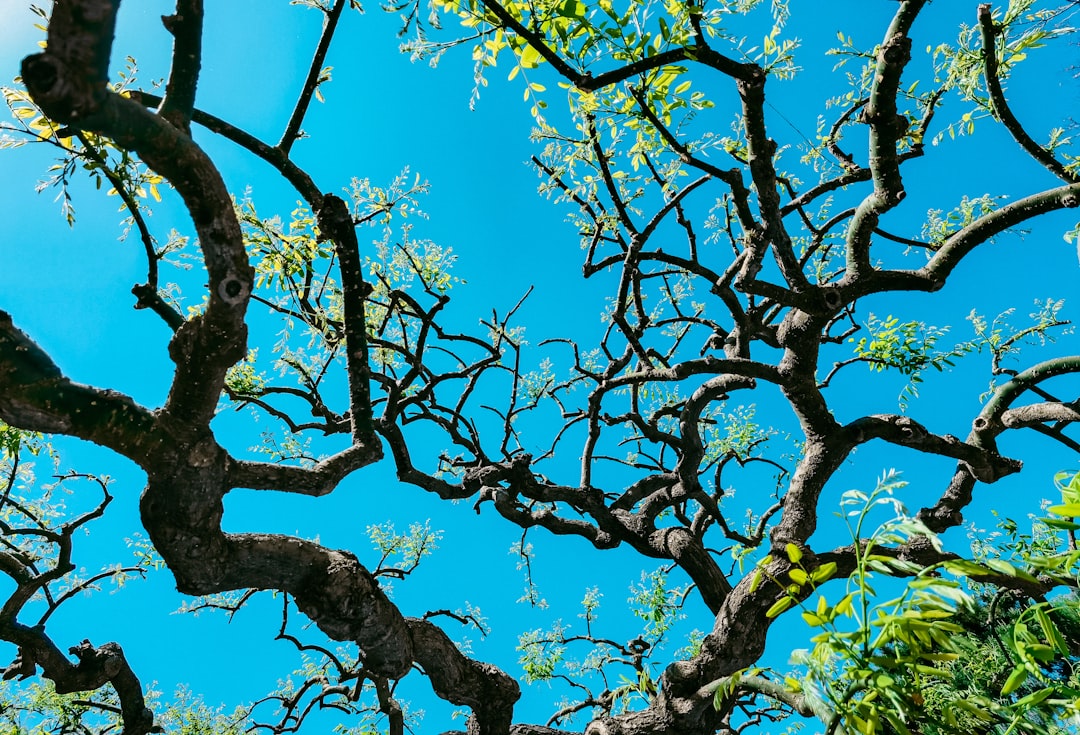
766 596 793 619
1035 605 1070 654
811 561 837 583
1047 503 1080 517
519 43 542 69
749 566 764 593
1013 686 1055 708
1022 643 1056 662
1042 517 1080 530
942 559 993 578
883 712 913 735
556 0 586 17
954 699 997 722
1001 664 1029 696
785 543 803 564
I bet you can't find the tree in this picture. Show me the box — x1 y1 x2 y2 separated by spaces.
2 0 1080 733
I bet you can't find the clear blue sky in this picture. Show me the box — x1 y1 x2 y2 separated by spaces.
2 0 1080 730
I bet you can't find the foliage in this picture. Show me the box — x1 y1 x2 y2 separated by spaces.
723 472 1080 735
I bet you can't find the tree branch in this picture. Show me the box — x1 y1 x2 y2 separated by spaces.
843 0 928 282
157 0 204 135
279 0 349 154
978 3 1078 184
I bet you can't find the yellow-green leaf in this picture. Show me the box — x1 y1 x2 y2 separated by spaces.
519 44 542 69
915 665 951 678
1001 665 1028 695
1036 605 1070 654
785 543 802 564
811 561 837 583
749 566 764 593
1048 503 1080 517
766 596 793 619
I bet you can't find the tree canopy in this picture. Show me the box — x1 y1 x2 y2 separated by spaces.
3 0 1080 733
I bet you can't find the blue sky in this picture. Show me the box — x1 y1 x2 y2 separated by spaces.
0 2 673 725
2 0 1080 730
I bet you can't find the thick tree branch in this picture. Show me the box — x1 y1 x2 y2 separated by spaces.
129 90 322 204
316 194 378 441
17 8 525 732
918 357 1080 533
157 0 203 135
871 182 1080 293
408 617 520 735
843 0 928 282
737 66 807 292
0 628 155 735
848 414 1021 483
0 311 157 460
976 355 1080 439
698 674 815 718
227 443 383 495
1001 399 1080 428
23 19 253 426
